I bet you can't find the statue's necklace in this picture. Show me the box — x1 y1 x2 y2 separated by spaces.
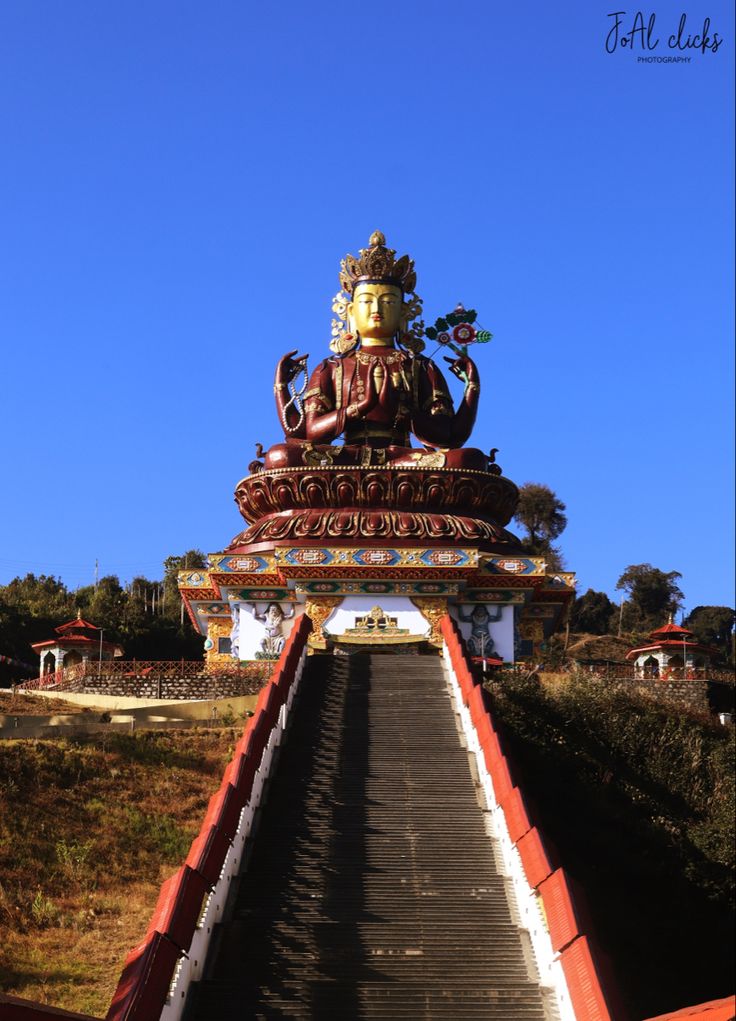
355 349 404 367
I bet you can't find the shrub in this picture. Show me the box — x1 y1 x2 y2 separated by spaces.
55 839 95 886
30 889 58 928
122 805 189 862
488 670 735 1018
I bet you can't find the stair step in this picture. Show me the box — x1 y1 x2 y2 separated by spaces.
187 655 544 1020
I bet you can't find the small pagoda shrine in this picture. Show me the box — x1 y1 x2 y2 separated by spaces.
179 232 576 666
32 614 123 677
626 619 715 677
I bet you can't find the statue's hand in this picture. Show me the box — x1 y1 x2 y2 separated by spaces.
276 349 308 385
346 363 398 421
443 353 479 388
374 364 400 417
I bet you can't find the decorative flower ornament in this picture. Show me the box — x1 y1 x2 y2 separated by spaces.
424 304 493 359
453 323 475 344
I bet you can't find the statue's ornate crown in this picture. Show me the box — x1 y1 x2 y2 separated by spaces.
339 230 417 295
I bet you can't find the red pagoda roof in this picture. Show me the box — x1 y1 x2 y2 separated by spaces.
625 617 719 660
32 636 120 651
56 616 100 636
31 615 123 656
649 621 693 638
625 640 712 660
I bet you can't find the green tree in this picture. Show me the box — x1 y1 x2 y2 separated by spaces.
123 576 161 627
569 589 616 635
683 606 735 664
163 550 207 620
616 564 684 634
0 573 73 619
513 483 567 569
0 576 75 684
75 575 126 633
0 597 34 684
122 617 205 660
0 553 208 672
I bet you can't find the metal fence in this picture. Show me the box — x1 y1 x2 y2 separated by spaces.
22 659 274 691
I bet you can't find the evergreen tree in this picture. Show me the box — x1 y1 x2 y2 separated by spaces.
163 550 207 618
616 564 684 634
513 483 567 570
683 606 735 664
569 589 616 635
0 573 74 619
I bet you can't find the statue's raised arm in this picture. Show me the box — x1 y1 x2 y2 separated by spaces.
274 350 308 439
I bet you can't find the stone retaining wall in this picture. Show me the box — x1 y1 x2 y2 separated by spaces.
628 678 734 714
538 673 734 715
631 677 710 710
63 675 265 700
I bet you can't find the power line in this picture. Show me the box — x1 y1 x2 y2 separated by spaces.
0 557 168 568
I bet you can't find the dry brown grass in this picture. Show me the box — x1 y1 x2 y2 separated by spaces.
0 728 241 1016
0 691 98 716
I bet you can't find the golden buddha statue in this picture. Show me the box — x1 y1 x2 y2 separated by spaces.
265 231 488 471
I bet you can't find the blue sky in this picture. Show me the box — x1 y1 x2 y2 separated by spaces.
1 1 733 614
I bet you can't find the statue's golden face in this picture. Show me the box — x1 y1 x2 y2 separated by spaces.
348 283 403 345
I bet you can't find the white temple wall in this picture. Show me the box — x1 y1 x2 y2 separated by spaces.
323 596 429 640
230 596 518 661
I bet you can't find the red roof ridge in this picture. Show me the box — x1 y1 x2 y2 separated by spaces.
650 621 692 637
56 617 101 634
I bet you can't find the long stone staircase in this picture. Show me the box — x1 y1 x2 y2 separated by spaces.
187 654 549 1020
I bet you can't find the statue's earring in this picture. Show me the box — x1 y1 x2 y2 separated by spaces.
330 290 358 355
330 299 359 355
347 313 360 348
398 299 426 354
332 312 358 355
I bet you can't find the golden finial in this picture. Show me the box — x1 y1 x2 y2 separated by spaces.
369 230 386 247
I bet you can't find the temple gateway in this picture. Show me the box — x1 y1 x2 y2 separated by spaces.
178 232 575 663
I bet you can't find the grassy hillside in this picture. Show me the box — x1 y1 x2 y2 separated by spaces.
489 672 735 1020
0 729 241 1016
1 679 732 1020
0 691 100 716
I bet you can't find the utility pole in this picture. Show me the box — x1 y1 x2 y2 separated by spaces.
618 597 625 638
94 559 99 590
180 553 189 627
